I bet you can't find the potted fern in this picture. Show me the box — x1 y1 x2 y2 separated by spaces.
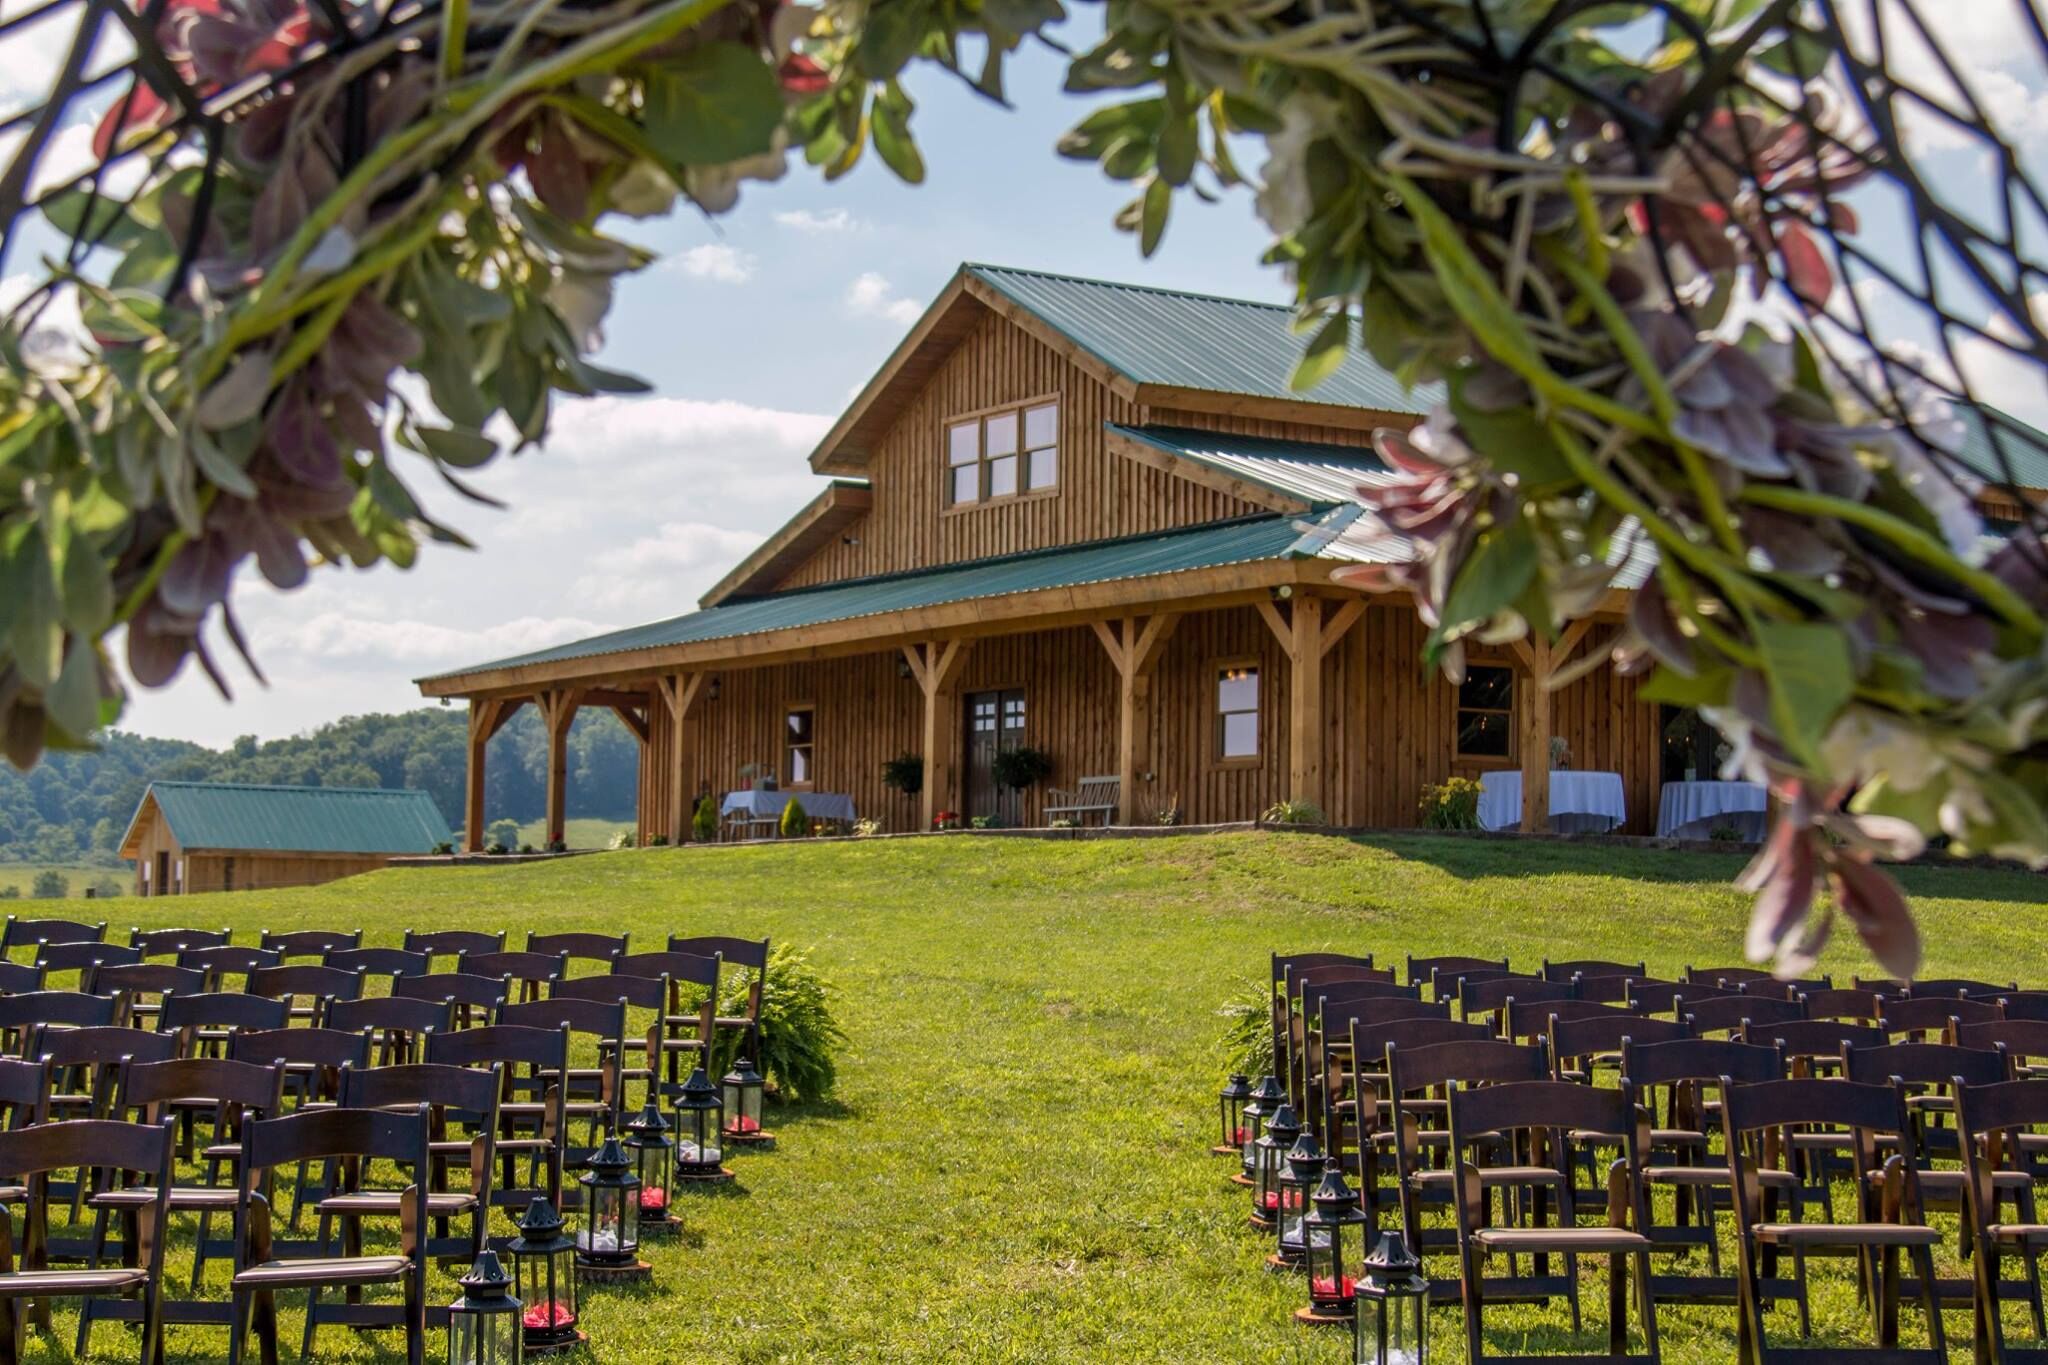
990 746 1054 790
880 752 923 796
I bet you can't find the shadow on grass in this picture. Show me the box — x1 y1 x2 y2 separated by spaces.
1350 833 1749 888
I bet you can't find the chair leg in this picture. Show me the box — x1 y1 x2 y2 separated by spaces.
1608 1249 1626 1355
143 1280 165 1365
301 1284 321 1360
71 1296 89 1359
1635 1246 1661 1362
1916 1242 1948 1356
1464 1246 1486 1365
1879 1244 1901 1348
226 1290 246 1365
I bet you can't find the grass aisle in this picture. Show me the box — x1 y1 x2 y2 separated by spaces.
58 832 2048 1362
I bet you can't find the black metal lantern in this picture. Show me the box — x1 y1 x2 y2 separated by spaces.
623 1101 675 1230
1214 1073 1251 1156
1299 1168 1371 1325
575 1135 648 1281
506 1198 580 1355
1270 1135 1324 1270
1238 1075 1285 1187
1354 1229 1428 1365
673 1065 731 1183
721 1055 771 1147
1249 1102 1301 1231
448 1249 522 1365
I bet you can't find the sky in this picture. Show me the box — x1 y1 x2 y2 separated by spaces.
5 5 2048 749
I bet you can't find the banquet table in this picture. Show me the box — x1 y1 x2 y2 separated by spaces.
720 790 858 826
1476 770 1628 834
1656 780 1767 841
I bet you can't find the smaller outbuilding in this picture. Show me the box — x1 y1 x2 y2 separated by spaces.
119 780 453 896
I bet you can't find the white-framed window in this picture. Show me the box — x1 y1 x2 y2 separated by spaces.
785 707 816 786
1215 662 1260 762
945 399 1059 505
1456 666 1514 761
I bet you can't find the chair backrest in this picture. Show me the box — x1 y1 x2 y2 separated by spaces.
158 991 291 1040
1720 1075 1910 1142
30 1023 177 1070
1879 995 2004 1037
1306 980 1421 1010
322 947 432 979
526 932 630 963
33 940 142 977
1741 1018 1888 1064
498 995 627 1044
1955 1078 2048 1150
402 928 506 959
393 970 510 1012
1429 965 1520 1003
118 1056 287 1121
340 1061 501 1119
0 962 44 995
1907 977 2015 999
1844 1040 2007 1089
611 950 721 989
259 929 363 960
1386 1036 1551 1095
1448 1077 1640 1158
241 1102 430 1172
1799 987 1884 1022
1 916 106 952
1573 973 1671 1005
246 964 366 1009
0 1057 50 1128
84 961 207 1002
1990 992 2048 1023
129 925 232 958
1317 996 1446 1038
1679 992 1804 1036
1292 966 1399 1002
327 995 455 1039
1733 976 1831 1002
552 973 665 1011
1622 1035 1787 1093
1350 1015 1492 1071
1460 975 1573 1022
228 1026 373 1073
1630 980 1730 1016
1541 958 1645 984
0 1116 170 1184
457 950 569 985
175 944 282 984
1501 997 1623 1042
669 935 770 973
0 989 118 1032
1851 975 1912 999
1954 1018 2048 1064
424 1022 572 1074
1548 1012 1689 1069
1683 963 1773 986
1404 954 1507 989
1274 950 1374 994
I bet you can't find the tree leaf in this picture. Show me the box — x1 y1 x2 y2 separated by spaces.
870 85 925 185
1755 621 1854 767
1437 519 1537 639
1446 371 1573 489
416 425 500 469
57 526 113 633
1289 311 1350 392
42 634 100 742
643 43 785 167
189 431 259 500
1138 175 1170 257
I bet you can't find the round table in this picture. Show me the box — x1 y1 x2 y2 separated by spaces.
1656 780 1766 841
1476 771 1627 834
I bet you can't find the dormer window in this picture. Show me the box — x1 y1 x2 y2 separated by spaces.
946 398 1059 506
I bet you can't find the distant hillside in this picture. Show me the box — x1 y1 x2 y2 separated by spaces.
0 706 639 865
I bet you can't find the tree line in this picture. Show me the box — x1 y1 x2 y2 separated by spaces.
0 706 640 865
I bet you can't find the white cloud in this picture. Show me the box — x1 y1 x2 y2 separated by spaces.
774 208 859 234
844 271 922 326
263 609 608 667
672 243 756 284
572 521 766 615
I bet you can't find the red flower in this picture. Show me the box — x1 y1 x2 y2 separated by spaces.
778 52 829 95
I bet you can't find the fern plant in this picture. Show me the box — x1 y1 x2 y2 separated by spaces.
1216 977 1276 1081
880 752 923 795
712 945 846 1104
1261 800 1326 826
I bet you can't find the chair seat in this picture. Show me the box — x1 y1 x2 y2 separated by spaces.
1411 1166 1563 1188
1645 1165 1795 1188
318 1191 477 1216
1472 1226 1650 1253
1987 1225 2048 1247
1753 1222 1941 1247
1649 1128 1708 1147
232 1255 411 1288
93 1185 240 1211
1866 1168 2030 1194
713 1016 754 1029
1788 1130 1851 1150
0 1266 148 1296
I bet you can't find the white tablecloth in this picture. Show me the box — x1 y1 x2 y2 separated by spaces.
1657 780 1767 841
1477 771 1627 834
721 790 858 824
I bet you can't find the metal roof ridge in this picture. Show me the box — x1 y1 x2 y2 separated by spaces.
963 262 1298 316
1110 422 1381 459
146 780 430 797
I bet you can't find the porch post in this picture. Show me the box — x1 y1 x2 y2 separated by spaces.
538 688 582 847
463 699 505 853
1287 596 1325 813
1519 637 1553 834
904 641 973 831
656 672 705 845
1090 614 1181 825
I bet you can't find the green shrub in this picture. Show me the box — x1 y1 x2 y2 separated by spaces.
431 841 455 855
1260 800 1325 826
880 752 923 795
486 818 521 850
484 842 508 856
645 832 669 847
969 814 1000 829
88 876 123 898
1419 777 1483 830
692 794 719 843
607 830 634 850
30 870 68 899
991 746 1054 789
712 946 846 1103
780 797 809 838
1216 977 1276 1081
0 886 16 899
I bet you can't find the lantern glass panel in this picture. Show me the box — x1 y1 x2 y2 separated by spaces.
1307 1224 1349 1303
1357 1290 1424 1365
449 1311 522 1365
635 1142 668 1217
512 1248 576 1338
589 1186 622 1257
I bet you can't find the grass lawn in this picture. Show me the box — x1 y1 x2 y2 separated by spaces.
513 816 636 850
34 831 2048 1362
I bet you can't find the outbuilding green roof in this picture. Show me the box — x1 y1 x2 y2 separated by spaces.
421 507 1360 683
1955 404 2048 491
966 264 1426 414
126 781 452 855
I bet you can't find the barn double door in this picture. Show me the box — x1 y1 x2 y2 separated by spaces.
963 689 1027 826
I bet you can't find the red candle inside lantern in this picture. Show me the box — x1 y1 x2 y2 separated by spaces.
639 1186 668 1212
1261 1191 1279 1210
523 1301 576 1330
1232 1126 1247 1144
1311 1275 1358 1298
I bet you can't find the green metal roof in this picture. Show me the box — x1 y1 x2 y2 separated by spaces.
1107 424 1392 505
132 781 452 854
422 508 1359 682
1954 404 2048 491
966 264 1428 413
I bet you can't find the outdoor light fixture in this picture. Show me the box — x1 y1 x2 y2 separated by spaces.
623 1101 675 1231
506 1198 581 1355
575 1136 649 1282
897 657 914 679
1215 1073 1251 1156
1300 1168 1371 1325
1238 1075 1285 1188
1354 1229 1428 1365
673 1065 732 1184
1271 1135 1324 1269
708 675 722 701
721 1055 770 1147
1249 1102 1301 1231
448 1249 522 1365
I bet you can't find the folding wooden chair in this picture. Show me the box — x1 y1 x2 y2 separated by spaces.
1723 1078 1946 1362
227 1105 431 1364
1433 967 1533 1009
1800 988 1885 1023
128 926 231 960
529 932 630 968
1461 976 1575 1032
1542 1014 1689 1218
611 951 718 1097
92 1056 288 1318
1290 967 1405 1110
0 917 106 960
1740 1019 1890 1213
1542 959 1646 985
1306 989 1436 1151
1957 1018 2048 1082
159 992 290 1060
552 973 664 1112
668 933 771 1067
83 962 205 1032
322 947 432 983
1446 1078 1662 1364
331 1062 501 1268
401 929 504 965
457 950 567 1006
0 1118 172 1364
0 990 118 1054
245 964 366 1027
1955 1078 2048 1360
1880 995 2004 1042
328 995 454 1066
0 964 42 997
1347 1016 1494 1233
1506 1000 1633 1052
174 945 281 993
1995 993 2048 1025
497 996 628 1163
424 1023 570 1215
1405 955 1508 994
228 1027 373 1233
1271 952 1373 1109
31 941 140 991
394 969 510 1029
257 929 363 963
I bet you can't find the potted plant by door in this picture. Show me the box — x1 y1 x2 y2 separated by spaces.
990 746 1054 790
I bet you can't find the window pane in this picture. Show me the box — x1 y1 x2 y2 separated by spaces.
988 455 1018 497
1217 667 1259 712
1458 666 1513 710
1026 446 1058 490
1221 711 1259 758
789 745 811 785
948 421 979 466
785 710 813 744
952 464 980 504
1457 711 1511 757
1024 403 1058 449
985 411 1017 457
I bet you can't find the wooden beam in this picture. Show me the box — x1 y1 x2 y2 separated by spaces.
1089 615 1178 824
1101 428 1307 514
1552 617 1594 671
1287 597 1326 812
483 697 525 741
1519 637 1552 834
906 641 973 831
537 688 582 848
1255 597 1291 650
1128 611 1181 676
609 703 650 746
1320 598 1367 659
1133 383 1422 436
655 672 705 846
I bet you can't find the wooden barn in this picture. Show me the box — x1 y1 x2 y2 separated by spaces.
119 781 452 895
416 263 2048 847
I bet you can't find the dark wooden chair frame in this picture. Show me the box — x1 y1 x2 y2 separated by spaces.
1954 1078 2048 1362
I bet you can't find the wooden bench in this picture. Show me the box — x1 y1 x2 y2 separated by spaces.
1044 776 1119 827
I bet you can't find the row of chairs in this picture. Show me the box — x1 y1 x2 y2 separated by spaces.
1251 950 2048 1363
